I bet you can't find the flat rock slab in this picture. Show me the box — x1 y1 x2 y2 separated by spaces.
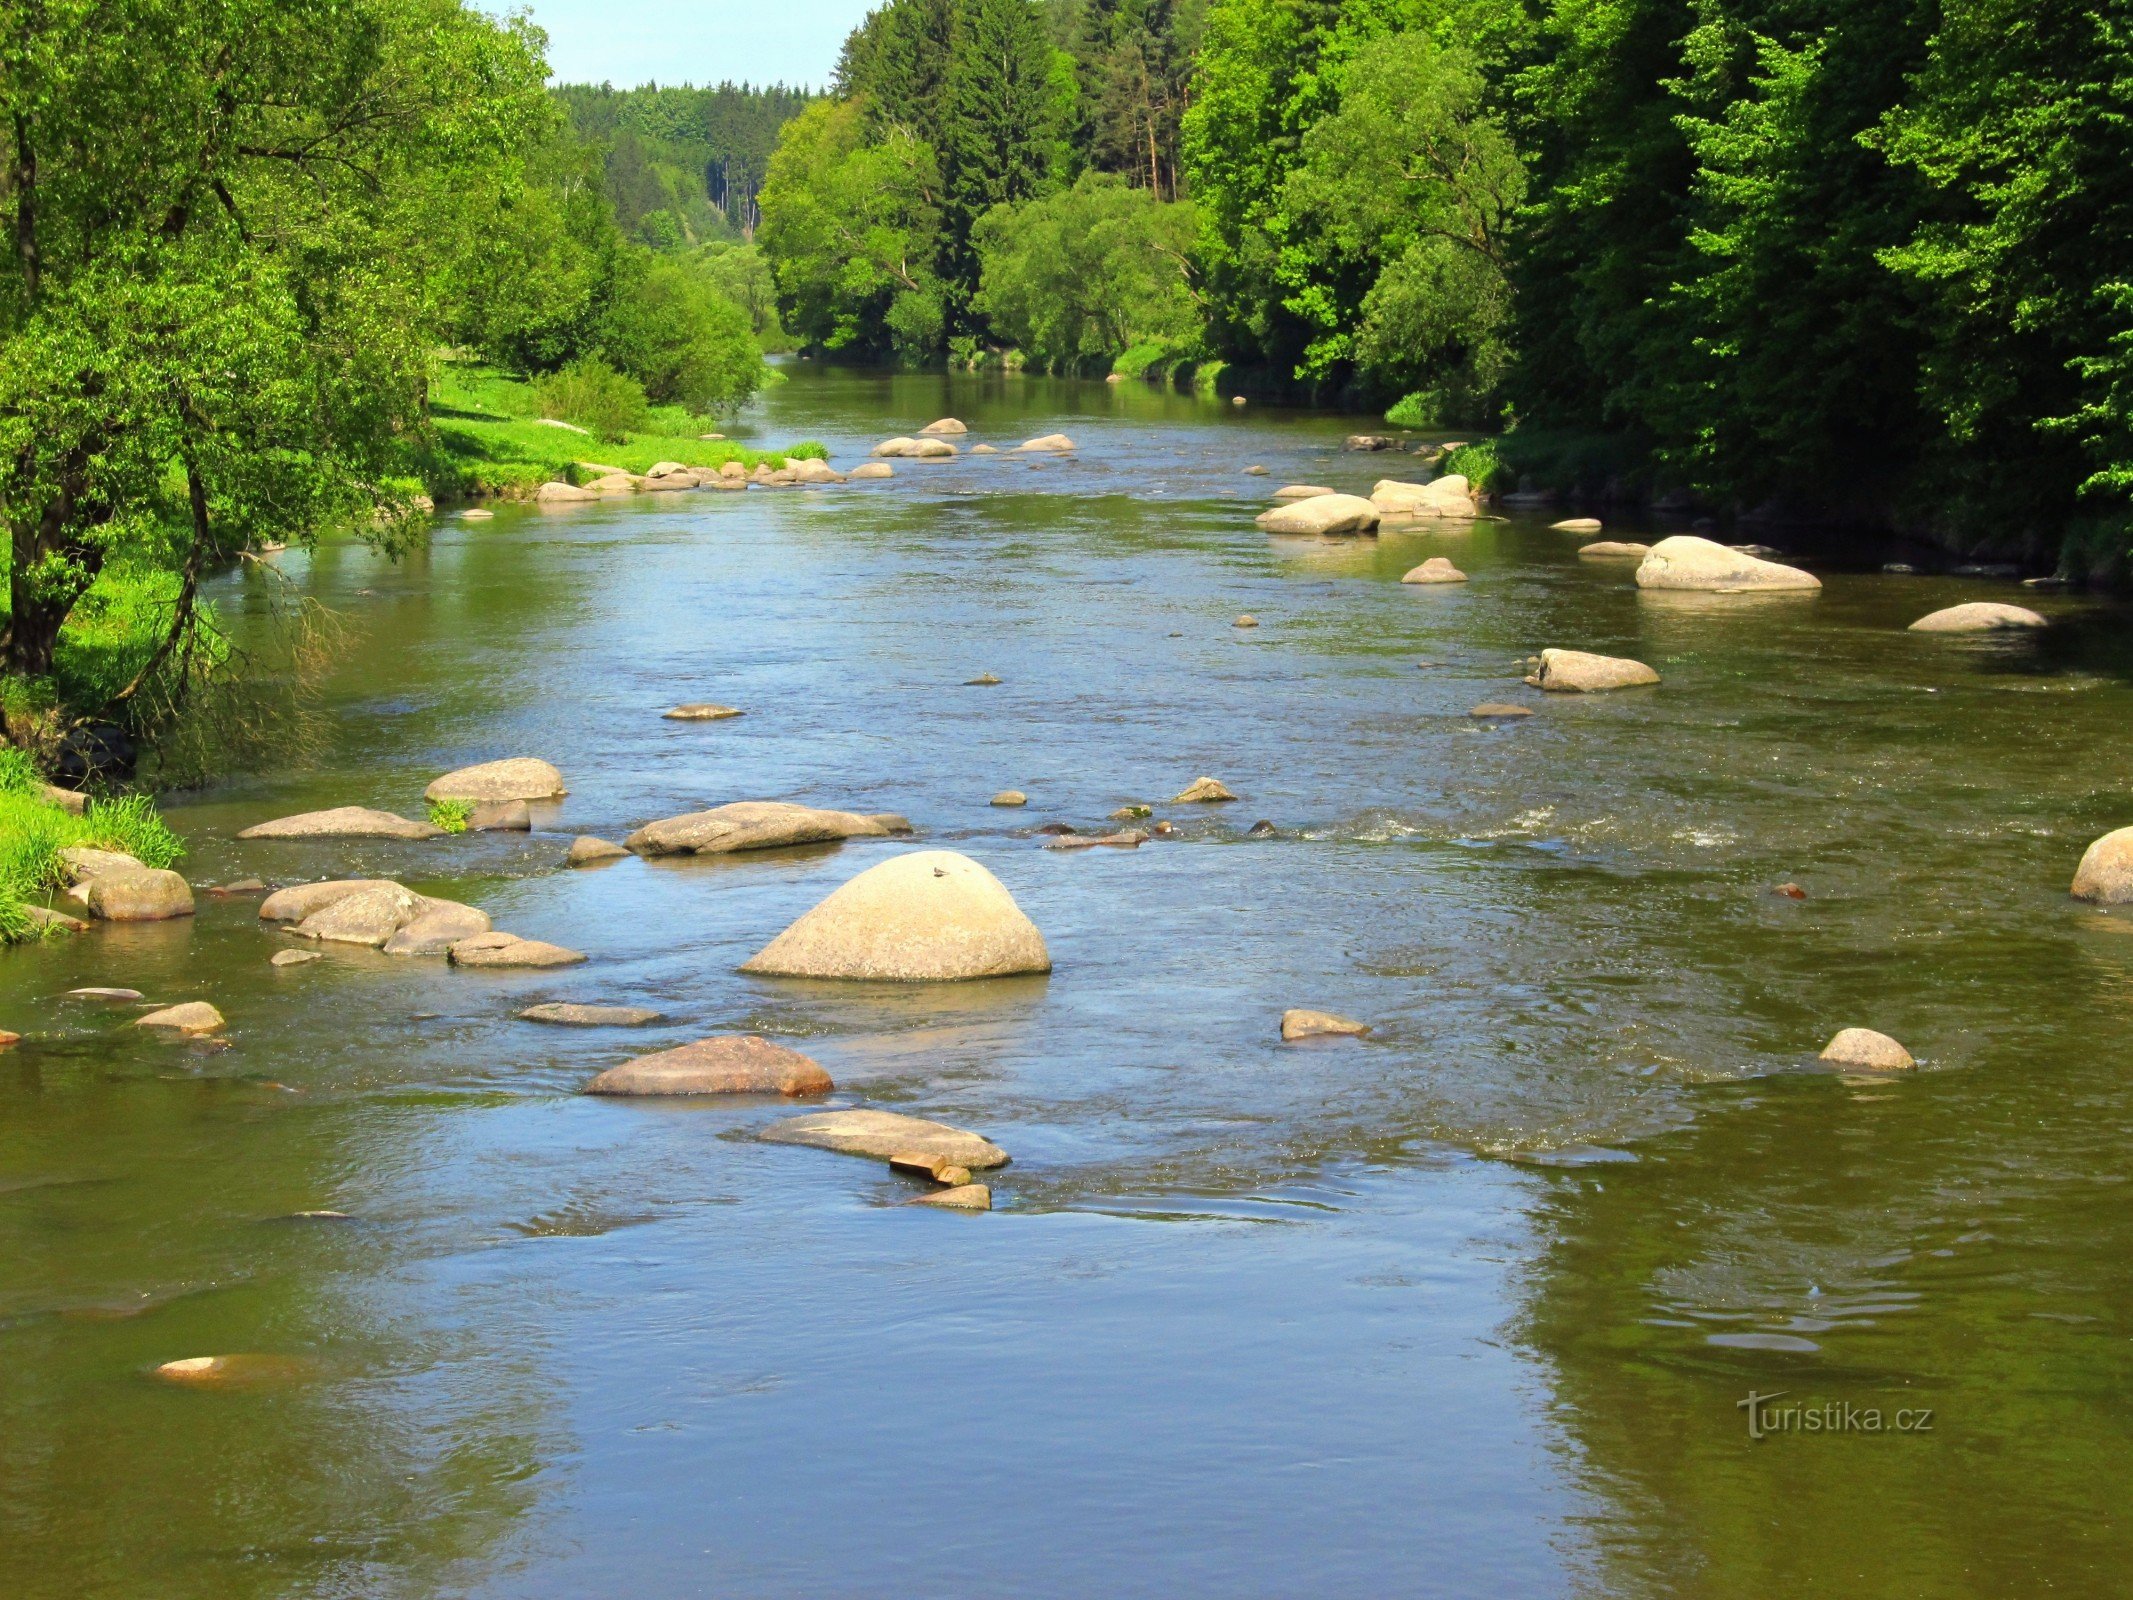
1282 1008 1371 1040
741 850 1050 982
586 1035 831 1096
424 758 566 803
68 987 144 1001
1271 484 1335 502
760 1109 1009 1169
1255 494 1380 536
521 1003 662 1027
448 933 586 968
136 1002 224 1034
26 905 88 932
60 847 143 883
1551 517 1604 532
1578 541 1650 559
1044 830 1146 850
1469 703 1534 719
663 704 742 720
626 801 891 857
237 806 441 840
1635 535 1820 593
259 879 399 923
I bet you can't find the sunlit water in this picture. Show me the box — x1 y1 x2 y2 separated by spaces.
5 369 2132 1597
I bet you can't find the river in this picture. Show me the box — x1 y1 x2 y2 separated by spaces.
4 366 2131 1597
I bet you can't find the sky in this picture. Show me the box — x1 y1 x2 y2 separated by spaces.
518 0 877 90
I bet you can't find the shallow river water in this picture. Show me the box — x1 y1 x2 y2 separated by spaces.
5 369 2133 1598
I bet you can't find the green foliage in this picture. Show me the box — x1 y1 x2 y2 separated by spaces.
973 174 1201 370
533 360 650 443
784 441 831 461
0 748 41 795
1439 439 1506 494
1385 393 1431 428
595 255 765 414
0 782 184 943
427 797 473 834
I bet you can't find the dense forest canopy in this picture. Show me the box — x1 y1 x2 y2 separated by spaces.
756 0 2133 572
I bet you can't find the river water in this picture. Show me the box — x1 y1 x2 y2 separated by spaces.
4 368 2132 1597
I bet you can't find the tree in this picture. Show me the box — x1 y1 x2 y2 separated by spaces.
0 0 546 727
972 172 1200 367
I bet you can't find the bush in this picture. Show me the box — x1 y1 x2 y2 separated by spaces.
1385 393 1431 428
784 440 829 461
534 359 649 442
427 797 472 834
1440 440 1508 495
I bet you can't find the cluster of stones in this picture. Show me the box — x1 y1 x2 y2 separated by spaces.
534 454 889 504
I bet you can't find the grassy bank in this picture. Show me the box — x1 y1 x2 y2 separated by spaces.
0 751 185 943
426 366 804 500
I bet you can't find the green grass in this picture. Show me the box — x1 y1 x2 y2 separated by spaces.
426 796 472 834
0 777 186 942
426 364 800 500
1385 392 1431 428
1439 439 1508 495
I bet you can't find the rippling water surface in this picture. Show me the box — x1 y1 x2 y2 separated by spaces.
4 370 2132 1597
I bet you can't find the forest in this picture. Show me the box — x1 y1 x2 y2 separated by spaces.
758 0 2133 571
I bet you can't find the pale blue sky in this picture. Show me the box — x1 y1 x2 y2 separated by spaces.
514 0 877 89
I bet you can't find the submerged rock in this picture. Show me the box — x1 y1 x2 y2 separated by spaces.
626 801 891 856
759 1108 1010 1168
1525 648 1661 693
448 933 587 969
1908 602 2048 633
467 800 531 832
1044 830 1146 850
1578 541 1650 559
1243 465 1269 476
1551 517 1604 533
741 849 1050 982
1255 493 1380 536
270 949 321 968
911 1184 991 1210
965 672 1002 686
520 1002 661 1027
586 1035 832 1096
423 757 566 803
566 836 629 866
68 987 144 1001
136 1002 224 1035
2072 826 2133 904
850 461 895 479
1401 557 1468 584
1819 1028 1915 1070
86 870 195 922
25 905 88 932
1281 1008 1370 1041
1016 433 1075 452
663 703 743 721
1172 776 1237 803
1635 535 1820 593
237 805 441 840
1469 703 1533 719
1270 484 1336 503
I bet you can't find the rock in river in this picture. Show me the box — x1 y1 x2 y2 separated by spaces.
1525 648 1660 693
911 1184 991 1210
1255 493 1380 536
1401 558 1468 584
1173 776 1237 803
626 801 892 857
1819 1028 1915 1071
270 950 321 968
136 1002 224 1035
1371 476 1476 518
259 879 399 923
468 800 531 832
850 461 895 479
918 417 968 436
1016 433 1076 453
535 480 599 504
520 1002 661 1027
424 757 566 803
1281 1008 1370 1041
238 806 441 841
991 791 1027 807
741 849 1050 982
1578 541 1650 560
448 932 587 969
664 703 743 721
1551 517 1604 533
1271 484 1335 503
1469 703 1533 719
585 1035 832 1096
759 1108 1010 1169
1634 535 1820 593
380 900 493 956
1908 602 2048 633
2072 826 2133 904
86 869 195 922
60 846 143 884
567 836 629 866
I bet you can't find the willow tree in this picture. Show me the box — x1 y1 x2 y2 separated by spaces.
0 0 545 736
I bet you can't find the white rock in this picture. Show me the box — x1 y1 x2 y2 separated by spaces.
1635 535 1820 593
741 850 1050 982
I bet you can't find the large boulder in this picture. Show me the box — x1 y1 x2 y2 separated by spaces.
136 1002 225 1035
1578 541 1650 560
909 437 957 459
1908 602 2048 633
1634 535 1820 593
1270 484 1336 503
741 849 1050 982
585 1036 833 1097
292 882 425 946
86 869 194 922
264 878 489 952
380 900 493 956
759 1108 1009 1168
1525 648 1660 693
237 806 441 840
2072 826 2133 904
468 800 531 832
789 458 843 484
1254 494 1381 536
1819 1028 1915 1070
60 846 142 884
566 835 629 866
919 417 968 436
871 437 919 458
1015 433 1075 452
850 461 895 480
626 801 891 857
535 480 600 503
259 879 397 923
424 757 565 803
1371 476 1477 518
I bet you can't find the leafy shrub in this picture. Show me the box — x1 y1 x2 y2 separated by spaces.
1440 440 1508 495
427 797 473 834
784 440 829 461
1385 393 1431 428
534 359 649 443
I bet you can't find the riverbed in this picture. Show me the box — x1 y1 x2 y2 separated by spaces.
4 368 2132 1597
